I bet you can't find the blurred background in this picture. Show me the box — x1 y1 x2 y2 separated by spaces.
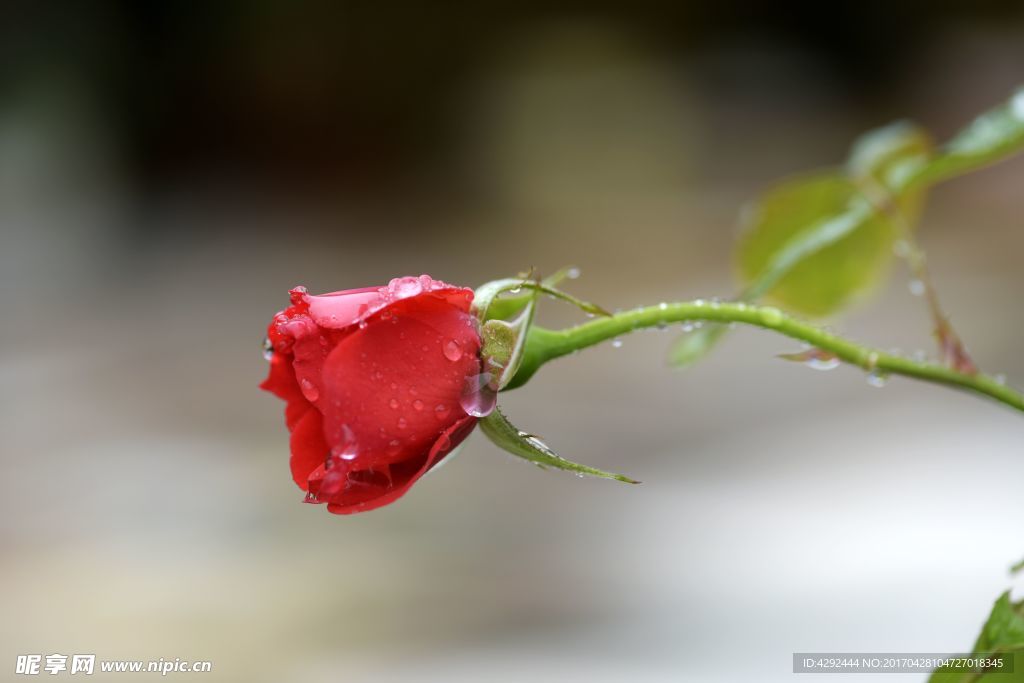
2 2 1023 681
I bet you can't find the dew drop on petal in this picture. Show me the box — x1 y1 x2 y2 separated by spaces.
443 339 463 362
412 399 425 411
397 417 407 429
390 276 423 299
389 398 400 409
434 403 451 420
386 439 402 456
299 378 319 401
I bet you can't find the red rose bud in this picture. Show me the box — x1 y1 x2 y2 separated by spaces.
260 275 483 514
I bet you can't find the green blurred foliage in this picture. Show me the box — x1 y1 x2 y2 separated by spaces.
929 591 1024 683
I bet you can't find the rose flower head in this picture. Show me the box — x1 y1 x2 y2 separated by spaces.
260 275 482 514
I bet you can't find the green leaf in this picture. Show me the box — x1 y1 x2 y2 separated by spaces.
736 173 897 317
478 407 639 484
916 88 1024 187
668 323 730 368
929 591 1024 683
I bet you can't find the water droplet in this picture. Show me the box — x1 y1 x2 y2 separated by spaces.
1012 90 1024 120
908 279 925 296
658 302 668 311
397 417 408 429
389 276 423 299
694 299 705 307
807 356 840 371
261 337 274 361
611 338 623 348
460 373 497 418
566 267 581 280
386 439 402 456
390 382 399 390
389 398 400 409
434 403 450 420
681 323 694 333
409 386 418 396
995 374 1007 385
412 399 424 411
866 370 888 388
443 339 463 361
380 310 392 321
299 378 319 401
759 307 783 326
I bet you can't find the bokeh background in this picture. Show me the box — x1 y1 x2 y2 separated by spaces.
2 2 1023 681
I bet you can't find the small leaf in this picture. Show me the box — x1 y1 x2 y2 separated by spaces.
777 347 840 370
668 323 730 368
736 174 895 317
929 591 1024 683
478 407 639 484
1012 557 1024 576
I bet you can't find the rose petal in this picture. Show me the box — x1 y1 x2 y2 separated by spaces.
319 294 481 470
325 415 477 514
289 409 328 491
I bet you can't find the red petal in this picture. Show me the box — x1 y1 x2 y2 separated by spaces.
319 294 481 471
325 415 477 514
305 275 473 331
289 409 328 491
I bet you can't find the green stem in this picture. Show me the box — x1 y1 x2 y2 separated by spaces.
509 301 1024 413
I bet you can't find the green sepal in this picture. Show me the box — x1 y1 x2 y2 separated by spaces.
479 407 639 484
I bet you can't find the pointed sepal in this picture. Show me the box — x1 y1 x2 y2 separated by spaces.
479 407 639 484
